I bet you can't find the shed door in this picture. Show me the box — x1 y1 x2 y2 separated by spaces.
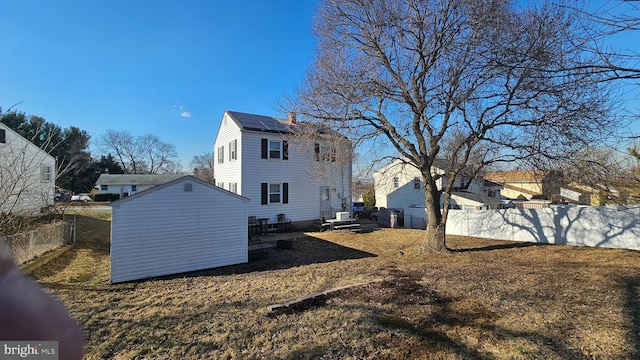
320 186 331 218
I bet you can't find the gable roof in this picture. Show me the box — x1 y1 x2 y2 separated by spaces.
452 191 503 205
111 175 249 206
0 122 55 161
226 111 293 134
96 174 184 186
485 170 545 183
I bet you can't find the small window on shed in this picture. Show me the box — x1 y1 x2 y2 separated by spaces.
184 183 193 192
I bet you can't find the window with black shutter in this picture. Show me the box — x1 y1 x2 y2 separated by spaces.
261 139 268 159
261 183 268 204
283 183 288 204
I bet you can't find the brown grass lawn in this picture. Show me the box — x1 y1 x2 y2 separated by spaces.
30 216 640 359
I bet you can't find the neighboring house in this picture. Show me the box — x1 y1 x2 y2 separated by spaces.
0 123 55 216
213 111 352 226
373 158 503 210
95 174 183 198
484 170 588 204
110 175 249 283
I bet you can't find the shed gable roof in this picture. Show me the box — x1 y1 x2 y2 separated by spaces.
110 175 249 206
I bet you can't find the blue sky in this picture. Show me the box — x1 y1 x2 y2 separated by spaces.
0 0 318 168
1 1 638 172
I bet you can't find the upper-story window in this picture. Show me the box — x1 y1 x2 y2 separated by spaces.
229 139 237 161
414 177 421 189
269 141 281 159
261 139 288 160
393 176 399 188
101 185 108 191
217 146 224 164
314 143 336 162
41 166 52 182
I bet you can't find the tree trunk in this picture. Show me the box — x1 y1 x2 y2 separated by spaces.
422 181 447 253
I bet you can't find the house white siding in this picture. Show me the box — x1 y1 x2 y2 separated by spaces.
214 111 352 224
110 176 249 283
373 158 490 210
213 112 242 192
373 161 436 209
0 123 55 216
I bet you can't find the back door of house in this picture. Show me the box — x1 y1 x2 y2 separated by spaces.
320 186 331 218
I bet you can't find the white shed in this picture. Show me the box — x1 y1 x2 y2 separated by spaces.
110 175 249 283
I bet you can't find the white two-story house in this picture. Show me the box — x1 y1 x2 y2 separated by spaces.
373 158 503 210
213 111 352 227
0 123 56 216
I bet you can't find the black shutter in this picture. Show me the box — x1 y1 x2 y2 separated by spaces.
261 139 268 159
314 143 320 161
283 183 289 204
0 129 5 143
282 141 288 160
261 183 268 204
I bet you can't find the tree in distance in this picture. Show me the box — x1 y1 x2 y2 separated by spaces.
97 129 180 174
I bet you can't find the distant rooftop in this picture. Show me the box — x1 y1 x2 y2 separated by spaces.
95 174 184 186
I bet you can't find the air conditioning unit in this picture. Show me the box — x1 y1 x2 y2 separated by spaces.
336 212 350 221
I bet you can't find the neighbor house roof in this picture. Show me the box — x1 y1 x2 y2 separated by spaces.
95 174 184 186
485 170 545 183
452 191 503 205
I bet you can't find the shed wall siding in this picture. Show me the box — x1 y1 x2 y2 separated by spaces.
110 179 247 282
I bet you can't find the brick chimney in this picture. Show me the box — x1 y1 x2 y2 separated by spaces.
288 112 297 124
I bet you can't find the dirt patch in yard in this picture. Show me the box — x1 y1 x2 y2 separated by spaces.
29 216 640 359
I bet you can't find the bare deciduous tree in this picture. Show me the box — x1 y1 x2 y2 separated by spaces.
190 152 215 184
290 0 629 252
97 129 180 174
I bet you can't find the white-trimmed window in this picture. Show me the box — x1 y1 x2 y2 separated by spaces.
101 185 108 191
217 146 224 164
314 143 336 162
393 176 399 188
229 139 237 161
261 139 288 160
269 183 281 203
229 182 237 194
261 182 289 204
218 182 224 189
269 141 281 159
414 177 421 189
131 185 137 192
41 166 52 182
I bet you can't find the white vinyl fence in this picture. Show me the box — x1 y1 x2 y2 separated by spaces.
404 206 640 251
